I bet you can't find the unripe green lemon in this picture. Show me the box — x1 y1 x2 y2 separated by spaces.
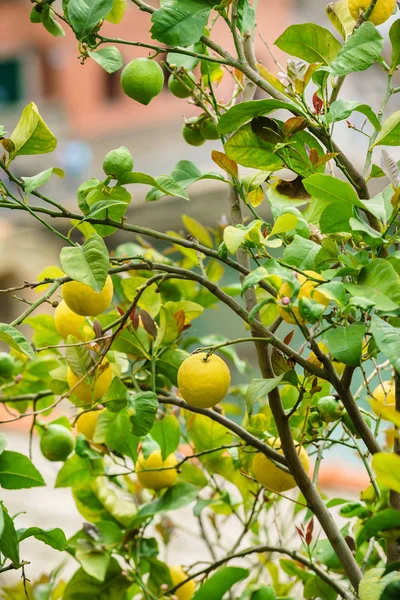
168 72 196 98
40 424 75 462
182 121 206 147
103 146 133 179
317 395 345 423
200 118 220 140
348 0 396 25
121 58 164 105
0 352 15 379
177 352 230 408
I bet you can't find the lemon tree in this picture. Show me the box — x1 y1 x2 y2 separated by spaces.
0 0 400 599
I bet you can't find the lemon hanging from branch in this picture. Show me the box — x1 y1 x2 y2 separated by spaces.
177 352 231 408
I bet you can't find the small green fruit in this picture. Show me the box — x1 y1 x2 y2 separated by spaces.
168 72 196 98
342 412 372 437
103 146 133 179
121 58 164 105
200 118 219 140
182 120 206 147
0 353 15 379
317 395 345 423
40 424 75 462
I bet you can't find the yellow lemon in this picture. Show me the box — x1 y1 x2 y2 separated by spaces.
135 450 178 491
308 342 345 376
76 409 104 439
67 360 112 406
252 439 310 493
177 353 231 409
349 0 396 25
62 276 113 317
54 300 88 340
169 565 196 600
370 380 395 415
278 270 329 325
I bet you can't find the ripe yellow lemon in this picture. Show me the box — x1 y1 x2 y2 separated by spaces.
54 300 88 340
252 439 310 493
278 270 329 325
136 450 178 491
370 380 395 415
76 409 104 439
62 275 113 317
169 565 196 600
308 342 345 376
349 0 396 25
177 353 231 408
121 58 164 105
67 360 112 406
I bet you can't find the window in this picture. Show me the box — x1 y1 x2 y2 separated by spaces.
0 58 22 105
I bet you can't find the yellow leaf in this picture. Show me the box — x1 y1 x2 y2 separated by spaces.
270 213 298 236
182 215 213 247
35 265 64 293
372 453 400 493
248 185 265 207
256 63 291 97
369 400 400 426
10 102 57 159
211 150 238 179
105 0 127 24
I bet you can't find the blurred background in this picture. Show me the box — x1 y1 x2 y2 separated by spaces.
0 0 398 588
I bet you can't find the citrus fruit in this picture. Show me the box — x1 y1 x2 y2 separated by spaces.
370 380 395 415
169 565 196 600
342 412 372 436
308 342 345 376
62 275 113 317
121 58 164 105
317 395 345 423
278 270 329 325
200 118 219 140
168 72 196 98
40 424 75 462
136 450 178 490
76 409 104 439
0 352 15 379
182 119 206 146
103 146 133 179
67 360 112 406
177 352 231 408
252 438 310 493
348 0 396 25
54 300 89 340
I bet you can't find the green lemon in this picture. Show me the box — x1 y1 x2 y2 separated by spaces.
103 146 133 179
0 352 15 379
121 58 164 105
342 412 372 437
168 72 196 98
317 395 345 423
200 118 220 140
40 424 75 462
182 119 206 147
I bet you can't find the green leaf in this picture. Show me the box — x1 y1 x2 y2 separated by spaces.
105 0 127 24
188 414 232 453
373 110 400 147
10 102 57 159
127 391 158 437
359 568 400 600
323 323 365 367
68 0 114 40
92 477 136 526
224 124 284 170
236 0 255 34
270 213 298 236
167 44 201 70
381 581 400 600
346 259 400 312
357 509 400 546
0 451 45 489
0 324 35 360
193 567 249 600
0 433 7 456
122 276 161 317
17 527 67 550
76 549 110 582
328 21 384 76
55 454 103 488
304 575 337 600
22 167 64 195
66 338 93 377
151 415 180 461
86 186 131 237
390 19 400 70
283 235 320 270
373 453 400 494
63 558 130 599
324 99 380 130
135 483 198 521
171 160 226 189
60 233 109 293
105 410 138 461
371 316 400 374
0 503 19 566
246 375 284 416
150 0 219 46
223 220 262 254
326 0 355 40
41 5 65 36
88 46 123 73
275 23 341 64
218 99 303 135
102 377 129 412
303 173 362 206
